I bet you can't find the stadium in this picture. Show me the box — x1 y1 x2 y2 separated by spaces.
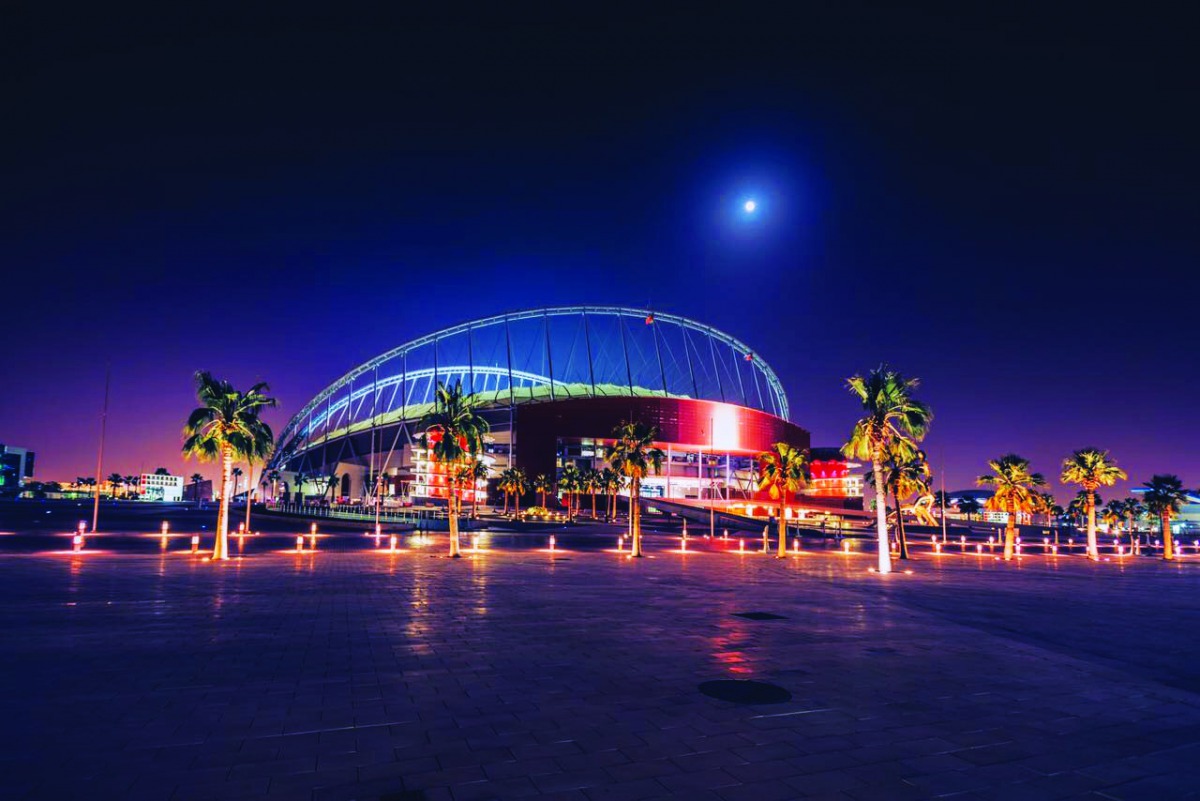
268 306 830 516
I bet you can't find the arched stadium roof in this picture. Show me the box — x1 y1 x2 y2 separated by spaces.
270 306 789 468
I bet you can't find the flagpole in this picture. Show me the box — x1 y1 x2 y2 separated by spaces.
91 364 110 533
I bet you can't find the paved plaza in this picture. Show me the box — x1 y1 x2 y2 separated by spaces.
2 541 1199 800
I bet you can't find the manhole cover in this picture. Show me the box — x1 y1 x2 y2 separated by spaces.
699 680 792 704
380 791 426 801
733 611 787 620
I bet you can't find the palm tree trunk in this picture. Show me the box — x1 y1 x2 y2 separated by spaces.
502 490 509 515
591 492 597 520
244 462 254 534
872 458 891 574
776 496 787 558
214 445 232 560
1162 514 1174 560
1086 490 1099 560
448 478 461 558
1003 503 1016 561
631 478 643 557
893 487 909 560
515 488 521 516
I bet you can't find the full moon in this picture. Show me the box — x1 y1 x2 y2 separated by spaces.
743 199 757 213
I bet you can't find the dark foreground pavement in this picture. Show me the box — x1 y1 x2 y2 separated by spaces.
2 545 1199 800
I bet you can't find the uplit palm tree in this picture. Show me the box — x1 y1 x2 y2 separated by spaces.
468 459 489 519
501 467 529 516
532 473 551 508
842 366 933 574
583 468 603 519
1142 474 1189 561
1035 491 1059 528
978 454 1046 561
264 469 281 501
756 443 808 558
559 464 583 521
230 467 244 502
867 446 930 560
499 467 529 515
956 495 983 521
1060 448 1127 561
418 380 489 558
107 472 124 499
182 371 276 560
604 421 664 558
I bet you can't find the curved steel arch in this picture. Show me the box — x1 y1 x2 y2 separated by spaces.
272 306 790 467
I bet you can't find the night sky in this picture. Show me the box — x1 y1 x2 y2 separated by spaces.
3 4 1197 497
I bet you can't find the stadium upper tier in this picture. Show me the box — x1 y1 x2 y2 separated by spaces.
270 306 789 468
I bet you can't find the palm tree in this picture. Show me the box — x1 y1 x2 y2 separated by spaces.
583 468 603 519
559 464 583 521
957 495 983 521
756 443 808 558
868 446 930 560
842 366 933 574
154 467 170 476
1036 491 1059 527
1067 490 1096 530
293 471 310 504
532 473 551 508
1142 474 1189 561
324 471 341 502
230 467 244 502
1121 498 1145 548
264 469 281 501
418 380 489 558
124 475 139 497
600 467 622 521
1102 499 1125 541
107 472 124 499
604 421 664 557
978 454 1046 561
1060 448 1127 561
189 472 204 501
497 467 515 514
468 459 489 519
182 371 276 560
511 468 528 515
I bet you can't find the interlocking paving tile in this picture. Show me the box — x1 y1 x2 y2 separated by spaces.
2 543 1200 800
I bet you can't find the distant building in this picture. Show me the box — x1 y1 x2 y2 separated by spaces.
0 443 35 498
183 478 213 503
139 472 184 502
804 447 864 500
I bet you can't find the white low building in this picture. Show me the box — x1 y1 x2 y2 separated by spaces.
140 473 184 502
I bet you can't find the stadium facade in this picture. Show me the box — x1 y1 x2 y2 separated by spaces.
268 306 817 510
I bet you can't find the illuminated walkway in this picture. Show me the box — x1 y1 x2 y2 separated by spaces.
2 548 1199 800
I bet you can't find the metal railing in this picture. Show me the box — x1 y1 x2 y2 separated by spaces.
268 502 449 525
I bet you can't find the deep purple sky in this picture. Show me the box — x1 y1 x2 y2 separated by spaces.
3 5 1197 498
